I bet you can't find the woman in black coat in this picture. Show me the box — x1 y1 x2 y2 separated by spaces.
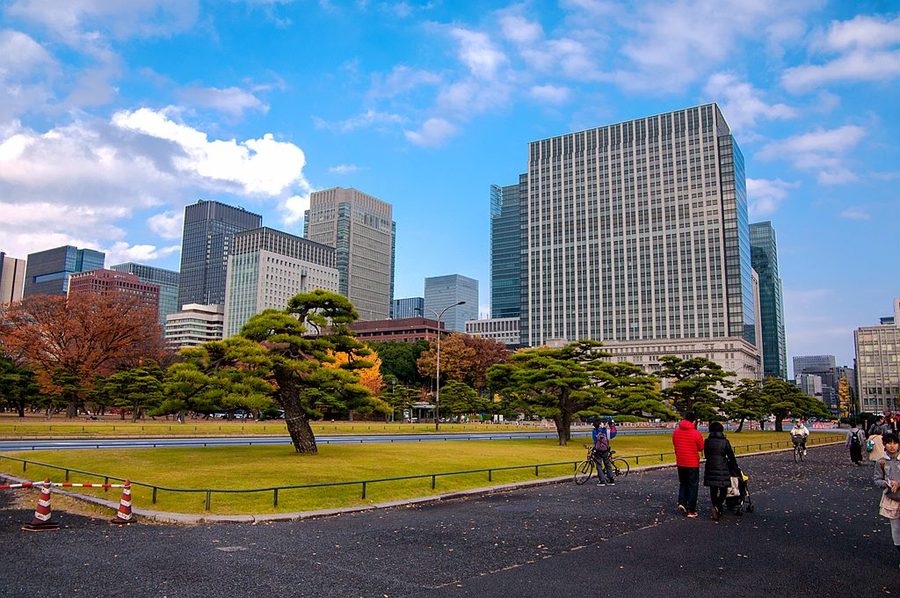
704 421 739 521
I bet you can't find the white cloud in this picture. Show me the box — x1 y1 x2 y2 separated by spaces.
839 207 870 220
783 15 900 92
314 109 406 133
0 110 312 260
105 241 180 265
704 72 796 133
176 86 269 117
757 125 865 185
404 117 457 147
328 164 363 174
499 14 543 45
368 66 441 99
281 194 309 225
528 84 571 105
113 107 307 196
0 30 57 120
147 210 184 239
450 28 508 80
746 178 799 217
5 0 200 45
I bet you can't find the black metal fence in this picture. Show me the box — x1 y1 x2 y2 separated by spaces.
0 434 844 512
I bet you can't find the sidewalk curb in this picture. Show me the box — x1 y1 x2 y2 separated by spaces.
2 441 844 525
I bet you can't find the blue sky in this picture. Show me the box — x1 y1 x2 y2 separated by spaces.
1 0 898 370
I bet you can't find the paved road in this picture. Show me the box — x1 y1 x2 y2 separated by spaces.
1 443 895 597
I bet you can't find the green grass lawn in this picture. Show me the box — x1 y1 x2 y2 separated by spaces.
0 417 546 438
0 431 843 516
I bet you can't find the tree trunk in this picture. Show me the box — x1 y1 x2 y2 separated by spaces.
774 417 784 432
553 410 571 446
66 402 78 419
283 397 318 454
736 417 745 432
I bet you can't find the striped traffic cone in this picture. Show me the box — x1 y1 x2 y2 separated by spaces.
110 480 135 525
22 479 60 532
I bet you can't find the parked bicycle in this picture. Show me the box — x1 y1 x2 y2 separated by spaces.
574 446 630 485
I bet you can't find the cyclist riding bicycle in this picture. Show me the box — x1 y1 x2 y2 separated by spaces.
790 419 810 456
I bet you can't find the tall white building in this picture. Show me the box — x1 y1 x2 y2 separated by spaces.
304 187 395 321
522 103 760 379
224 227 339 338
165 303 224 350
854 298 900 414
424 274 479 333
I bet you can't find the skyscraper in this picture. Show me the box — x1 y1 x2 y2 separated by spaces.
392 297 424 319
303 187 395 321
177 200 262 309
165 304 224 350
521 103 760 378
490 178 524 319
110 262 180 325
223 227 338 337
0 252 26 306
424 274 479 333
793 355 836 377
854 298 900 414
23 245 105 297
750 221 788 379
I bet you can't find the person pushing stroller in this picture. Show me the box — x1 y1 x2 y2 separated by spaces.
704 421 741 521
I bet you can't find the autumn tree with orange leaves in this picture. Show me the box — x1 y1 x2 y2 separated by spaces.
0 293 169 417
416 333 509 392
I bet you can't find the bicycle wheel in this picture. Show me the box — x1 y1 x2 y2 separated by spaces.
574 460 594 485
793 445 801 463
612 458 629 478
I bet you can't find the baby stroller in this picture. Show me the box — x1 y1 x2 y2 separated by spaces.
724 468 754 515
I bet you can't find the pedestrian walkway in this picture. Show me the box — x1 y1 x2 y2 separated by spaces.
0 444 895 596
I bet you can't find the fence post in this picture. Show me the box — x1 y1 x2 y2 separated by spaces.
22 461 26 473
104 476 109 492
431 475 436 490
274 488 279 507
205 490 211 511
65 469 69 482
361 482 367 499
488 469 492 482
635 456 639 465
152 487 157 504
534 465 539 477
659 453 663 461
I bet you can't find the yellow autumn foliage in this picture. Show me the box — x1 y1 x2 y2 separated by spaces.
325 347 384 397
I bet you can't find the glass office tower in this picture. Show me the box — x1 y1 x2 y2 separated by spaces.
177 200 262 309
424 274 479 333
750 221 788 379
110 262 180 325
23 245 105 297
490 178 524 320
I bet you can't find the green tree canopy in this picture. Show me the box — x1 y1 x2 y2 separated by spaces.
369 340 430 388
487 340 610 446
101 366 165 422
759 377 831 431
723 378 767 432
166 290 389 453
655 356 735 420
0 354 42 417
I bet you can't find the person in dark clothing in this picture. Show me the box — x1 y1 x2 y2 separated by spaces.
704 421 739 521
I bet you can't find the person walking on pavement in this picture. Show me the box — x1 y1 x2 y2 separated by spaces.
703 421 739 522
673 413 704 518
872 431 900 568
847 423 866 465
869 416 888 462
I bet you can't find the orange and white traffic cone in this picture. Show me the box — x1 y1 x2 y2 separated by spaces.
22 478 60 532
110 480 135 525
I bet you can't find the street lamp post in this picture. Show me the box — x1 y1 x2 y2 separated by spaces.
418 300 466 431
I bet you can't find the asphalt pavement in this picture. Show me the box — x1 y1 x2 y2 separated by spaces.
0 443 896 597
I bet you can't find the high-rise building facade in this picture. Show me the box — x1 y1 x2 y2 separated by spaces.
23 245 105 297
854 298 900 414
303 187 395 321
223 227 338 338
750 221 788 379
392 297 424 319
490 178 524 319
521 103 759 378
165 303 224 350
68 269 161 313
793 355 835 377
424 274 479 333
110 262 180 325
0 252 26 306
466 317 521 347
178 200 262 309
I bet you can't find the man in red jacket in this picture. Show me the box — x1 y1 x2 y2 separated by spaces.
673 413 705 518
